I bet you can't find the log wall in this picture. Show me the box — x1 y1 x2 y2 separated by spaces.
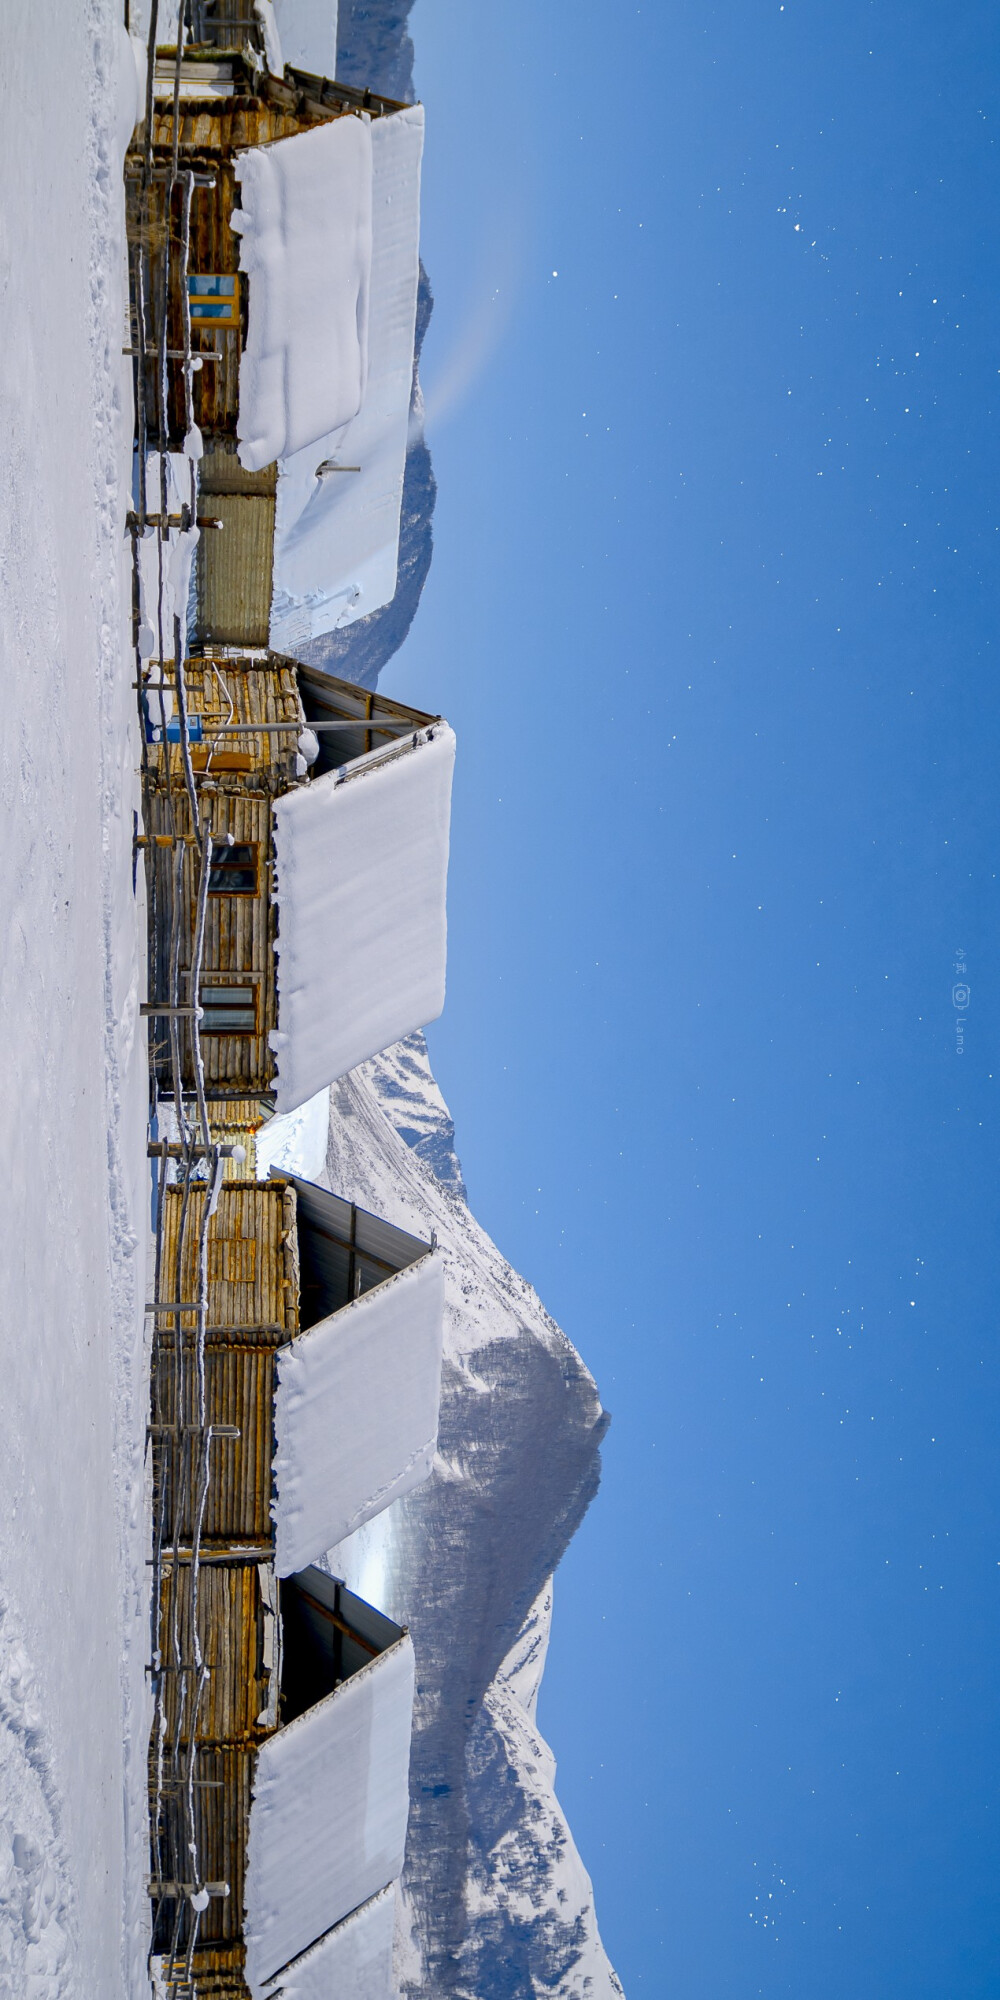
152 1182 298 1551
145 656 302 1099
151 1178 299 1990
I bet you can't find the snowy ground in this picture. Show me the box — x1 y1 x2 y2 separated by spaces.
0 6 149 1994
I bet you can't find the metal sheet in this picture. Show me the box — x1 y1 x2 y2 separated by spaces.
282 1172 428 1329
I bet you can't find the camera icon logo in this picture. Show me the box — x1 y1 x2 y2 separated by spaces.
952 983 971 1010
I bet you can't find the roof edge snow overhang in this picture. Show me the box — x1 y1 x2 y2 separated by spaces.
272 1248 445 1575
258 1883 396 2000
269 719 455 1115
234 113 374 471
243 1628 415 1994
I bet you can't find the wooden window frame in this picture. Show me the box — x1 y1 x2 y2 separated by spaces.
188 273 240 329
208 841 260 895
199 983 259 1036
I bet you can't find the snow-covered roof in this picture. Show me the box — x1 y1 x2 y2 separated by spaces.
273 1240 445 1576
233 115 373 472
259 1885 396 2000
252 1 284 76
270 723 455 1114
269 105 425 648
271 0 339 80
243 1628 414 1996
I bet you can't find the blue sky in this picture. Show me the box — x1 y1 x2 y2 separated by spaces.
384 3 1000 1993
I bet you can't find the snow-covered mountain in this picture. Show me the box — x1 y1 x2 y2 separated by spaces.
298 267 437 693
335 0 418 103
296 0 437 691
322 1037 624 1999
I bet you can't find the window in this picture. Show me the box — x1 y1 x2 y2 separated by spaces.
188 273 240 327
199 985 256 1033
209 842 257 894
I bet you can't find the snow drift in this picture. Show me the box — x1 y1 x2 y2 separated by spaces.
271 0 339 79
136 452 200 668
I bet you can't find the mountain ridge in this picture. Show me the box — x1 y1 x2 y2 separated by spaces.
322 1037 624 1999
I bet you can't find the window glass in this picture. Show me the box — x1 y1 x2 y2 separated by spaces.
209 842 257 894
188 274 235 298
188 274 239 326
200 986 256 1033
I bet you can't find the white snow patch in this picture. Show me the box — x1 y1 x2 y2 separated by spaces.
270 725 454 1114
271 0 339 80
254 1088 330 1182
253 0 284 76
328 1508 397 1619
137 453 199 665
496 1579 553 1730
128 0 182 40
464 1645 627 2000
116 25 147 161
0 1603 75 1999
234 116 373 472
270 105 424 645
273 1252 445 1576
244 1637 415 1995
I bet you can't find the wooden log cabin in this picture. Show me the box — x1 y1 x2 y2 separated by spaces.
150 1173 443 1995
202 2 339 81
152 1174 445 1567
153 1565 414 1999
126 47 424 652
127 47 404 448
142 651 455 1115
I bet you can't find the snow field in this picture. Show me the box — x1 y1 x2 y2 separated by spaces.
0 5 150 1994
